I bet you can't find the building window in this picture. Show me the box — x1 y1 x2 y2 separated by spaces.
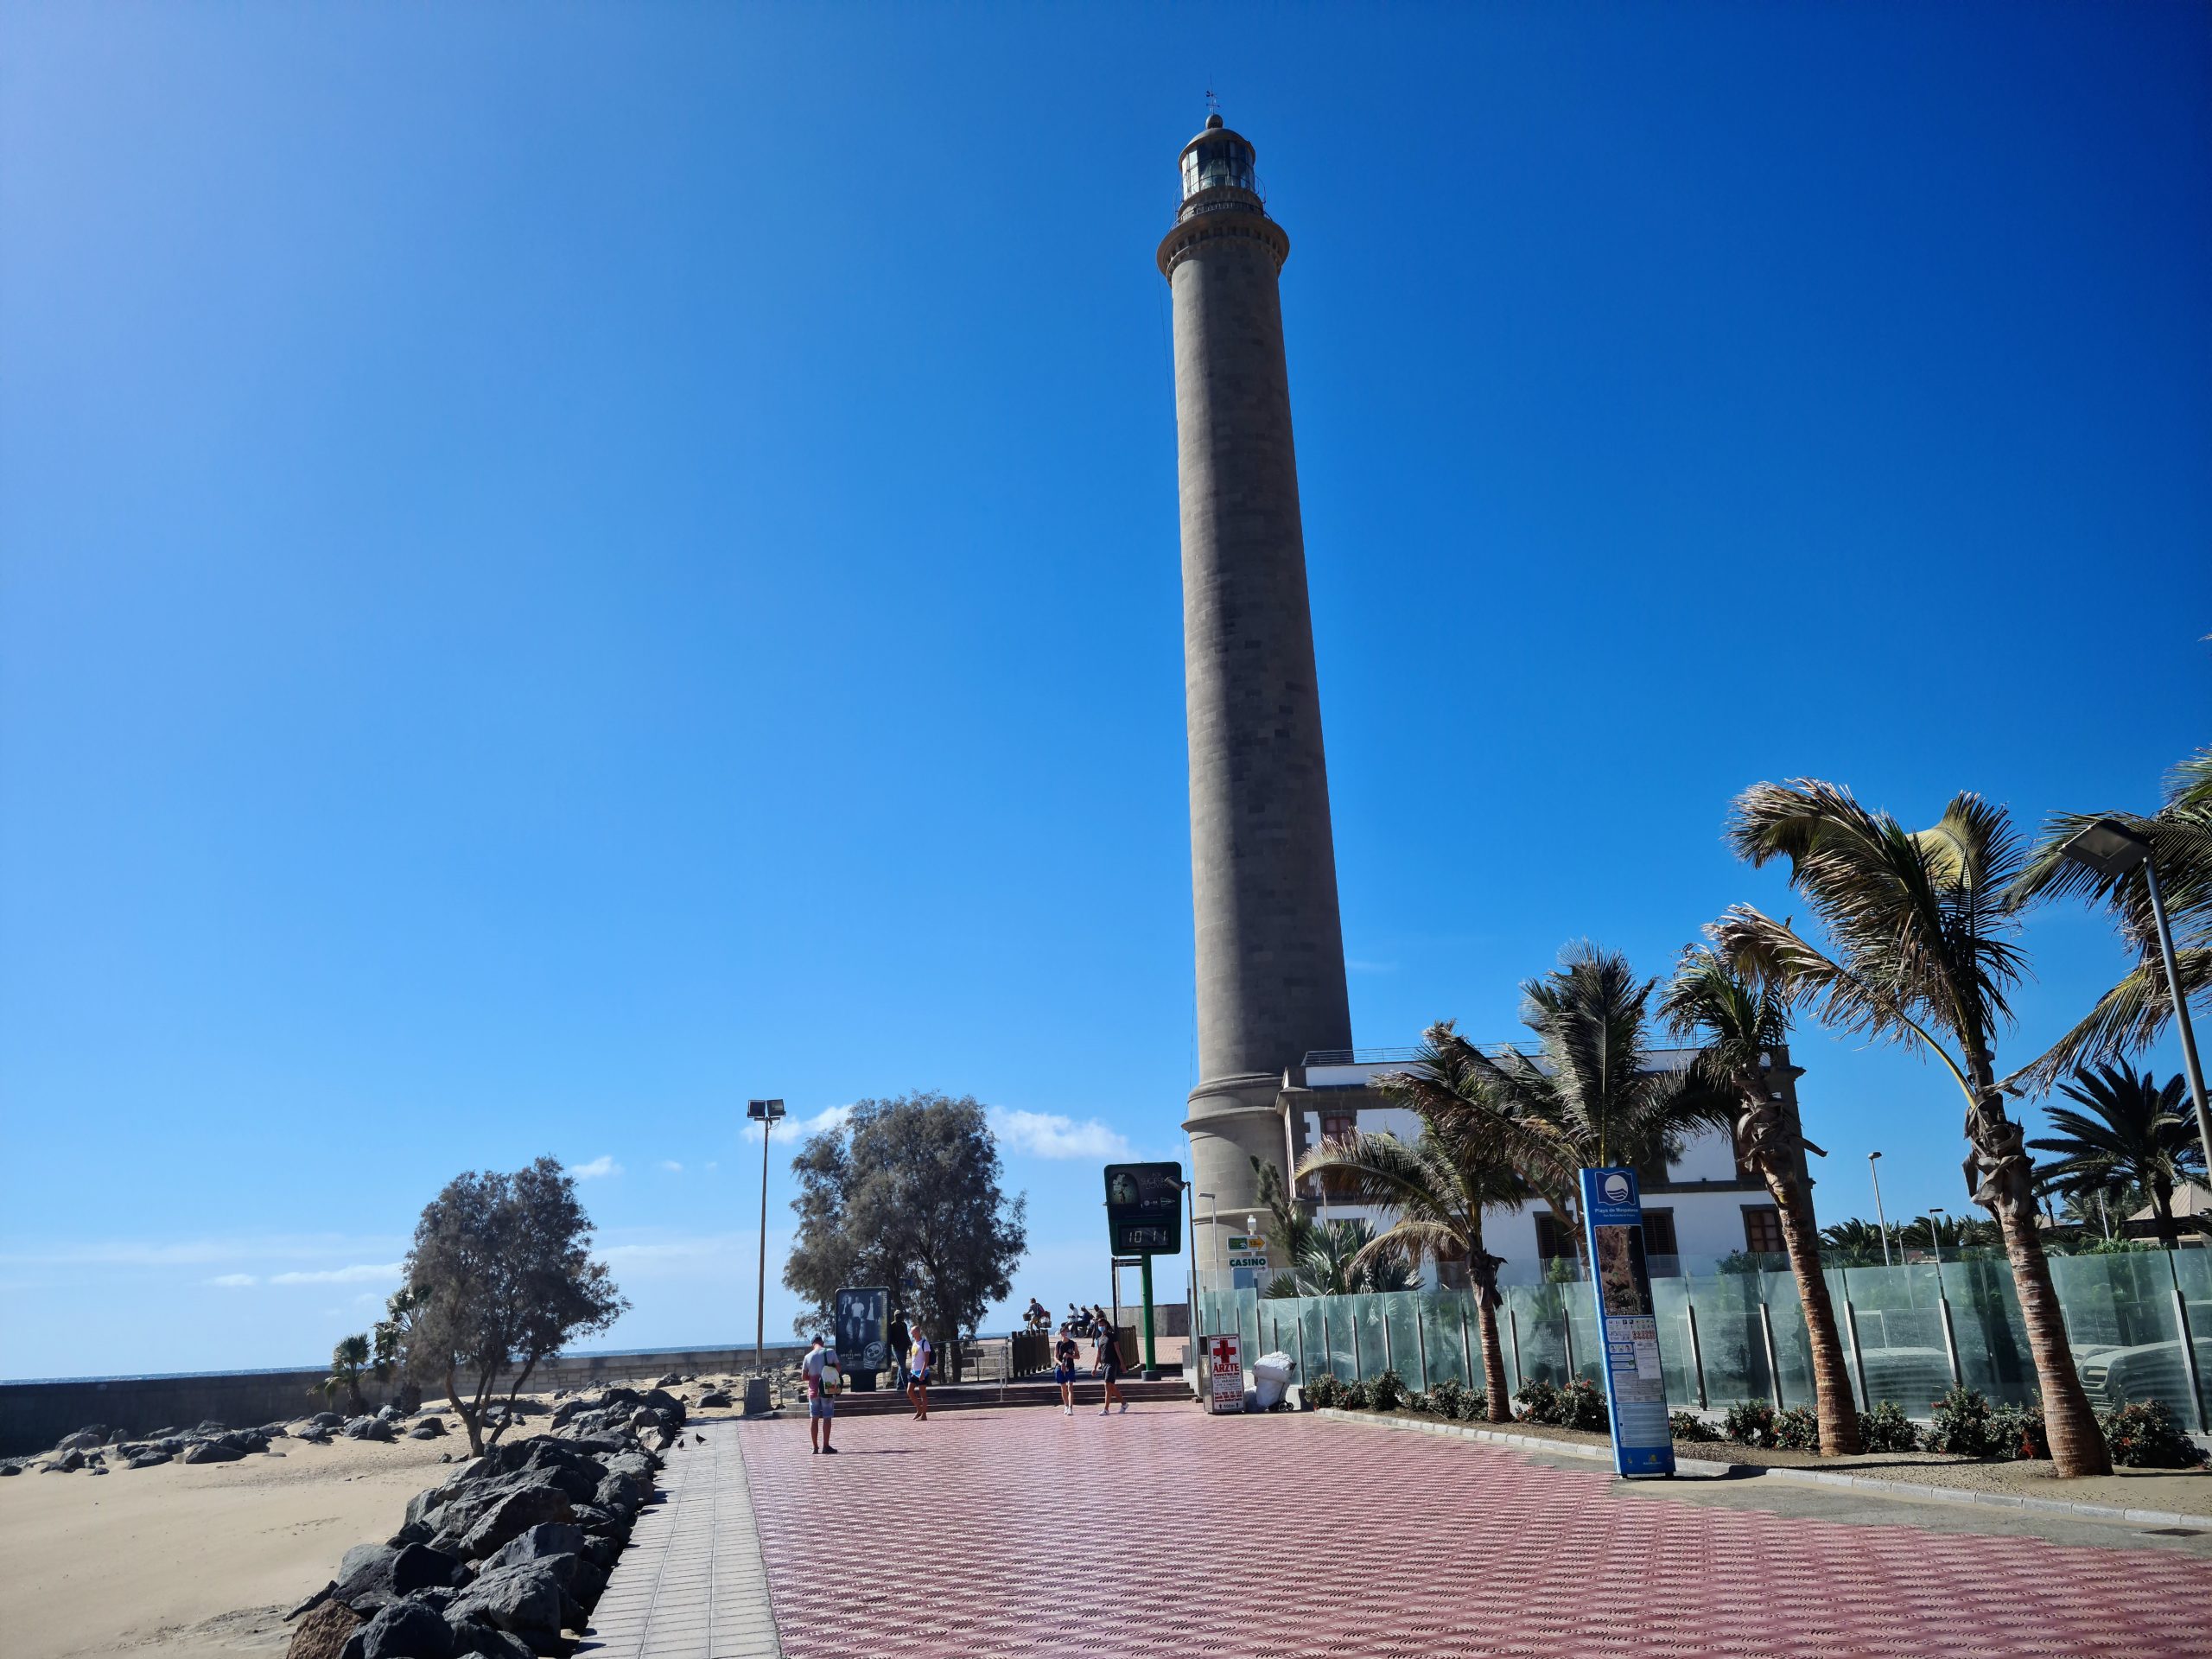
1642 1209 1678 1260
1315 1111 1357 1198
1743 1206 1786 1256
1535 1211 1578 1265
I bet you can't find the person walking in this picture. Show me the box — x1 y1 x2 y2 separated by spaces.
906 1322 933 1421
801 1334 841 1455
1052 1324 1080 1416
1094 1320 1127 1415
888 1313 911 1394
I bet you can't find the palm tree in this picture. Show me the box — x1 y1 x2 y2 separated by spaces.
1294 1092 1535 1421
2011 747 2212 1090
1419 946 1736 1241
1713 779 2111 1476
1819 1218 1891 1264
1659 949 1862 1454
1276 1217 1414 1295
321 1332 373 1415
2031 1064 2204 1250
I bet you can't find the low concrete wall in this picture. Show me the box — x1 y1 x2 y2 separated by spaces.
0 1344 817 1458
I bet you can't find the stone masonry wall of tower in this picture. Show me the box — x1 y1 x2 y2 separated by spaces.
1160 119 1353 1249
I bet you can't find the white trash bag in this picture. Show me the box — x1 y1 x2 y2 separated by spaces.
1250 1351 1296 1411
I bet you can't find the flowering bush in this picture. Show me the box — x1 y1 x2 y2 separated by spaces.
1669 1410 1724 1443
2101 1399 2208 1469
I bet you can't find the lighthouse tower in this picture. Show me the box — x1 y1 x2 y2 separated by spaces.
1160 115 1353 1274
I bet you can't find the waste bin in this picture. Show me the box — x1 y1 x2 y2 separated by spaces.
1251 1351 1295 1412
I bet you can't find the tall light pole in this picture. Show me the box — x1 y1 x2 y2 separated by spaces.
746 1098 785 1372
1868 1151 1893 1267
1198 1191 1217 1308
1926 1206 1948 1297
2058 818 2212 1183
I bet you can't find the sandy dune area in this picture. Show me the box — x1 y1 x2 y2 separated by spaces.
0 1431 463 1659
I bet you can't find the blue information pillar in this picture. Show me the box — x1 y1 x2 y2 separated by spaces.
1579 1167 1675 1478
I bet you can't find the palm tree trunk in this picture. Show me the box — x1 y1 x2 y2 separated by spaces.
1472 1278 1512 1422
2154 1180 2178 1251
1966 1063 2111 1477
1761 1161 1862 1455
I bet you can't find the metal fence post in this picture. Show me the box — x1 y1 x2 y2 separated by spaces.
1936 1294 1963 1389
1560 1309 1574 1384
2170 1255 2209 1433
1294 1309 1307 1390
1415 1308 1429 1392
1842 1296 1869 1413
1508 1306 1523 1394
1758 1300 1783 1409
1460 1303 1475 1387
1382 1309 1393 1377
1684 1300 1707 1408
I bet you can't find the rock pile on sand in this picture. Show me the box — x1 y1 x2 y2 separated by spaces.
282 1385 683 1658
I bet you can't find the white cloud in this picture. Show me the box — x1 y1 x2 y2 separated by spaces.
269 1262 404 1286
989 1108 1131 1160
658 1160 683 1173
207 1273 257 1287
704 1160 719 1171
568 1155 621 1179
1346 958 1399 976
0 1233 404 1269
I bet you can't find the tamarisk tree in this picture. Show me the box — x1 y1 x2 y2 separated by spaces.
386 1155 627 1456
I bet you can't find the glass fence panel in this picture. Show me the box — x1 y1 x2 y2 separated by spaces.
1758 1268 1815 1412
1840 1262 1954 1415
1421 1294 1471 1389
1686 1269 1770 1408
2050 1250 2196 1421
1647 1274 1696 1408
1945 1255 2034 1407
1504 1282 1572 1391
2171 1249 2212 1427
1561 1287 1604 1389
1382 1293 1423 1385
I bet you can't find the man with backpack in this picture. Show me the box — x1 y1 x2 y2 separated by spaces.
802 1334 842 1454
1094 1321 1127 1416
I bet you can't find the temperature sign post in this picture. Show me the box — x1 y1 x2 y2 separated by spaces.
1579 1166 1675 1478
1104 1162 1183 1381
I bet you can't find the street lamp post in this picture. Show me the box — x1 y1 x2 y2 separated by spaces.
2058 818 2212 1184
1868 1151 1893 1267
746 1098 786 1373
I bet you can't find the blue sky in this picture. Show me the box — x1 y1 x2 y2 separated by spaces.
3 3 2206 1379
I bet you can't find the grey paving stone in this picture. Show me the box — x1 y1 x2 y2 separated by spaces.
579 1425 780 1659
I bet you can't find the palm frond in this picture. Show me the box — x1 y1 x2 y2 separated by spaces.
2003 948 2212 1094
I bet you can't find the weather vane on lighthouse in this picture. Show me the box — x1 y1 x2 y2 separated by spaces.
1205 86 1220 118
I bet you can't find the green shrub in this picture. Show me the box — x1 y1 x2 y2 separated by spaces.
1304 1372 1342 1409
1771 1405 1821 1450
2101 1399 2209 1469
1924 1386 2046 1459
1989 1400 2049 1461
1427 1378 1465 1420
1515 1376 1607 1431
1340 1378 1373 1411
1514 1377 1561 1425
1370 1370 1408 1413
1721 1401 1777 1446
1560 1377 1610 1432
1927 1385 2005 1458
1669 1410 1724 1443
1456 1389 1490 1422
1857 1401 1921 1452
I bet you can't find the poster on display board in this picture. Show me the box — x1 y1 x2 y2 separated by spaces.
1579 1167 1675 1478
1202 1333 1244 1414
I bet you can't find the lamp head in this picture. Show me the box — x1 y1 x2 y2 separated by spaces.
2061 817 2152 879
746 1098 787 1122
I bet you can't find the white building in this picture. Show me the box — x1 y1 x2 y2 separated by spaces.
1212 1045 1805 1289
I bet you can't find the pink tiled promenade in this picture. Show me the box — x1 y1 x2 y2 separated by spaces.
588 1404 2212 1659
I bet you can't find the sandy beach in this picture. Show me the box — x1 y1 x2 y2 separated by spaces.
0 1382 745 1659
